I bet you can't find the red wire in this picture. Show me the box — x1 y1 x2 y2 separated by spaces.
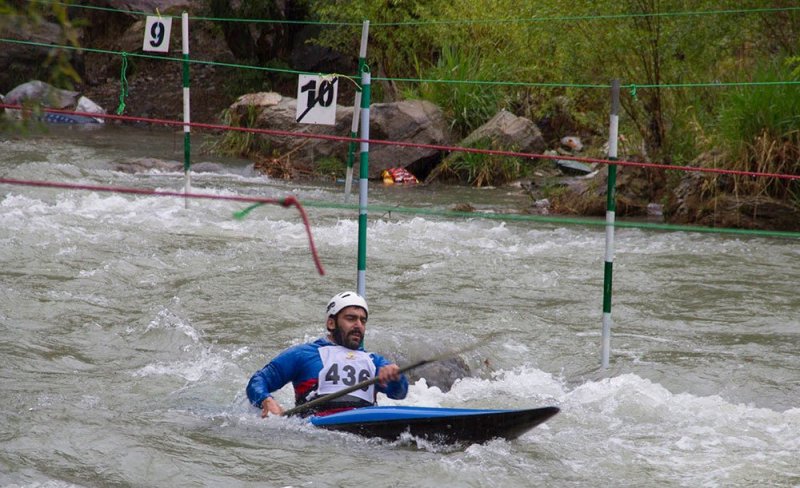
3 103 799 182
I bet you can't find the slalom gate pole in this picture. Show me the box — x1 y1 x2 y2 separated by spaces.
602 79 620 369
356 67 371 297
344 20 369 203
181 12 191 208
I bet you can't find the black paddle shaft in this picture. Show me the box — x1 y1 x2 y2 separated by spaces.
282 344 477 417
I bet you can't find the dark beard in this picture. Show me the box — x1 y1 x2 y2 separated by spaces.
332 320 361 350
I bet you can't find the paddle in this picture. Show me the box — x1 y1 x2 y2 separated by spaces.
282 343 478 417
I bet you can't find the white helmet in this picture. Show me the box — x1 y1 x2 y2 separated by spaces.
326 291 368 319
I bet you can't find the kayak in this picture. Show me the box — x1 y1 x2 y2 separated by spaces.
309 405 559 444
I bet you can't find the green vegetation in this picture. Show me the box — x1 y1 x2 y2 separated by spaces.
208 105 271 157
314 156 346 179
4 0 798 198
408 45 512 138
710 61 800 202
428 138 529 187
307 0 799 190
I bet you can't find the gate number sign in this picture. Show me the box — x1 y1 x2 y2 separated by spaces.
142 16 172 53
296 75 339 125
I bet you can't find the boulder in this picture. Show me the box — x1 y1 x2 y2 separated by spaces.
228 93 452 177
3 80 106 123
429 109 546 186
460 109 546 155
5 80 79 108
368 99 453 177
407 357 472 393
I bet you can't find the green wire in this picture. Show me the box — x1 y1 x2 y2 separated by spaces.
2 37 799 91
24 0 800 27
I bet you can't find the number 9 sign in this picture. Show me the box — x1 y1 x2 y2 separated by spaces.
142 16 173 53
296 74 339 125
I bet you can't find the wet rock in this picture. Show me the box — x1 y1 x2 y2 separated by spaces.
451 203 476 213
527 198 551 215
406 357 472 393
113 157 181 173
190 162 226 173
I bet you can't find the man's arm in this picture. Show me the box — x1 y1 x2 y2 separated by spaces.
246 345 303 416
373 355 409 400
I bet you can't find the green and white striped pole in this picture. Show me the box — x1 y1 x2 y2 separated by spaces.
181 12 191 208
602 79 620 369
344 20 369 203
356 67 371 297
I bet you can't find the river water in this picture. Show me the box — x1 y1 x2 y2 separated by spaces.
1 125 798 487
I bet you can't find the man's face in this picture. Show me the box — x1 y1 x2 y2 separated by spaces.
328 305 367 349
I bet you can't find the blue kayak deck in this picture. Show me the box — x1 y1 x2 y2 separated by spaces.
309 405 559 444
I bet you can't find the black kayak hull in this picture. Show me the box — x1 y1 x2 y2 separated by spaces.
309 405 559 444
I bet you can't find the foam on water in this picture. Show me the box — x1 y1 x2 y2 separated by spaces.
3 131 800 486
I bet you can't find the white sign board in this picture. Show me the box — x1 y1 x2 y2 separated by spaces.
142 16 173 53
295 75 339 125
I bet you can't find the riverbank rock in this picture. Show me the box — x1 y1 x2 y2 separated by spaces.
524 160 666 217
3 80 107 123
427 109 546 186
229 93 452 178
0 16 66 92
665 171 800 231
460 109 546 155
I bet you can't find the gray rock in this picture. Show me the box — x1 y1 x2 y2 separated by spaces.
228 92 452 177
460 109 545 155
406 357 472 393
5 80 79 108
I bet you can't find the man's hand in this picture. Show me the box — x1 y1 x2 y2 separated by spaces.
261 397 284 418
377 364 401 386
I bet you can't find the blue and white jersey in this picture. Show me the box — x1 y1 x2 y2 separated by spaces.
246 338 408 414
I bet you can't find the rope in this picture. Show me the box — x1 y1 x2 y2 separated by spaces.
0 177 326 275
116 52 129 115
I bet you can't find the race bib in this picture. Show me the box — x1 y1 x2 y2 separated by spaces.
316 345 376 403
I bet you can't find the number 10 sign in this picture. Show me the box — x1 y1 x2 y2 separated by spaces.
296 75 339 125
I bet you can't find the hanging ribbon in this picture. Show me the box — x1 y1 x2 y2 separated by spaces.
116 52 129 115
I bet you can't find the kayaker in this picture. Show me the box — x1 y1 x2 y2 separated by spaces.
246 291 408 418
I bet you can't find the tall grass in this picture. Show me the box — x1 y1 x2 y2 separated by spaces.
207 105 270 157
711 61 800 202
411 46 511 138
427 138 528 187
